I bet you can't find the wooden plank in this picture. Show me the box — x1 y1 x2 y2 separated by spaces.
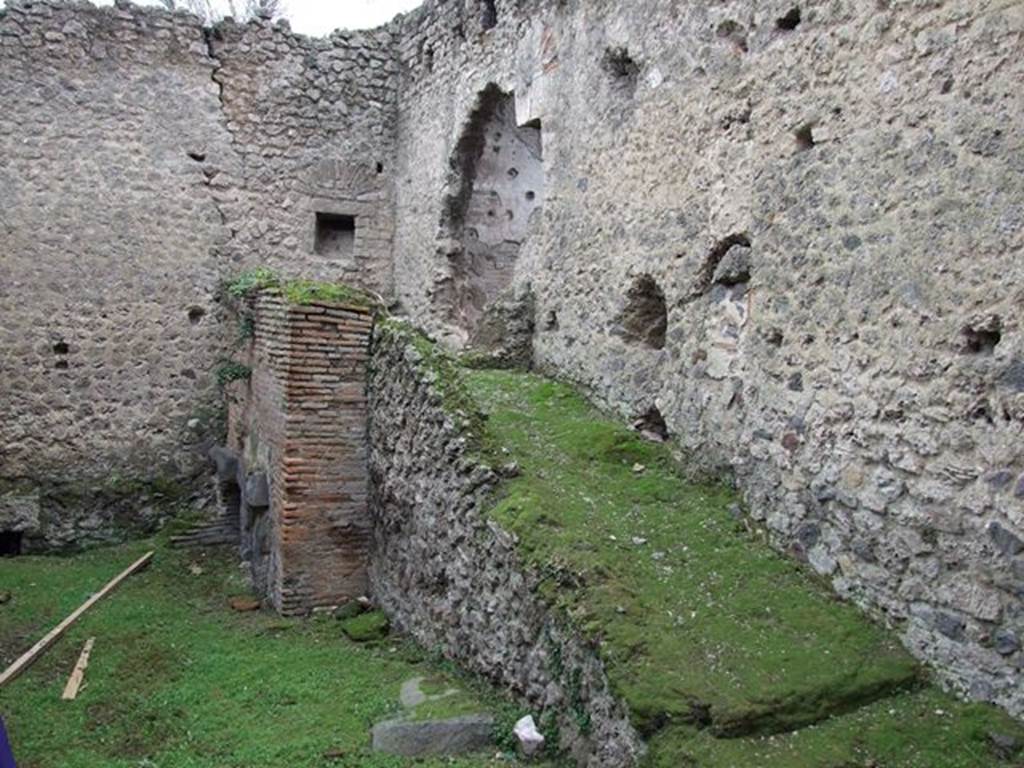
60 637 95 701
0 551 153 689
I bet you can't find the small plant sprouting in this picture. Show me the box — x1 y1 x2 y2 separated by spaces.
224 267 375 307
226 267 279 298
237 314 255 344
215 361 252 387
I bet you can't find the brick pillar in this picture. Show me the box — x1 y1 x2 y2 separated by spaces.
233 293 374 615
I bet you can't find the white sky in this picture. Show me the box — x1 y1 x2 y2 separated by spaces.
0 1 424 35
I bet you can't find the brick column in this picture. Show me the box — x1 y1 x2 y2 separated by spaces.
230 292 374 615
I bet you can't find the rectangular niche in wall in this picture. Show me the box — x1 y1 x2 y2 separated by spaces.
314 212 356 258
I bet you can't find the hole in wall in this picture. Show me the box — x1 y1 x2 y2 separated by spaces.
376 161 385 174
314 212 356 258
0 530 23 557
480 0 497 31
603 46 642 93
776 7 802 30
223 479 242 526
795 124 816 151
716 20 748 52
188 306 206 325
961 316 1002 355
544 310 559 330
968 398 994 424
618 275 668 350
633 406 670 442
187 151 206 162
698 233 752 294
438 84 545 338
53 340 69 355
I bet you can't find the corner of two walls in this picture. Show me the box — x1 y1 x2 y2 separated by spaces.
0 1 400 550
224 293 374 615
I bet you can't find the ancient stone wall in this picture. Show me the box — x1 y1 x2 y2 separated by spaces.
389 0 1024 717
210 19 399 295
225 292 374 614
0 0 398 546
0 0 234 546
366 322 642 766
2 0 1022 724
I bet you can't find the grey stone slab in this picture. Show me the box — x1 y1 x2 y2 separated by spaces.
371 715 494 757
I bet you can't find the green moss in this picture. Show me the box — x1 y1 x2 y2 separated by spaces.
224 268 375 308
340 610 390 642
461 369 1024 764
190 399 228 444
645 688 1024 768
279 279 374 307
237 314 256 344
0 539 570 767
215 360 252 387
225 266 279 297
407 678 491 724
460 370 1024 755
376 319 490 446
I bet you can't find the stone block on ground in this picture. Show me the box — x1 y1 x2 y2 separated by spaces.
371 715 494 757
340 610 389 642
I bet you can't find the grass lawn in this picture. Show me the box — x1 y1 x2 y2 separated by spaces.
0 533 564 768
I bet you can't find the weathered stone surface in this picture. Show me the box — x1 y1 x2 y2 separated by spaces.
989 521 1024 557
1 0 1022 726
0 491 40 533
210 447 240 483
371 715 494 758
243 472 269 509
387 0 1024 721
0 0 397 542
712 245 752 287
466 285 536 369
368 324 642 767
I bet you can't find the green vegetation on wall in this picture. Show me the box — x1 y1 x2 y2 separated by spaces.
224 268 377 308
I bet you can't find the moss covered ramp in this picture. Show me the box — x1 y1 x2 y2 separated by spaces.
465 369 1024 767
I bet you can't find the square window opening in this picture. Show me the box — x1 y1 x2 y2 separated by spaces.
314 213 356 257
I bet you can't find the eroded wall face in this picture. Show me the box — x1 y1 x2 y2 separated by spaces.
0 0 398 547
439 89 543 338
367 324 642 767
391 0 1024 716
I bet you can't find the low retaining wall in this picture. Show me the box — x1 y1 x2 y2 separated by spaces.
367 322 643 767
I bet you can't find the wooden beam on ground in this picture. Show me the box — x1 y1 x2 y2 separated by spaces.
0 551 153 689
61 637 95 701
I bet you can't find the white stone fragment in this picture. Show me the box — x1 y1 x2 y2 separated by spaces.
513 715 545 757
